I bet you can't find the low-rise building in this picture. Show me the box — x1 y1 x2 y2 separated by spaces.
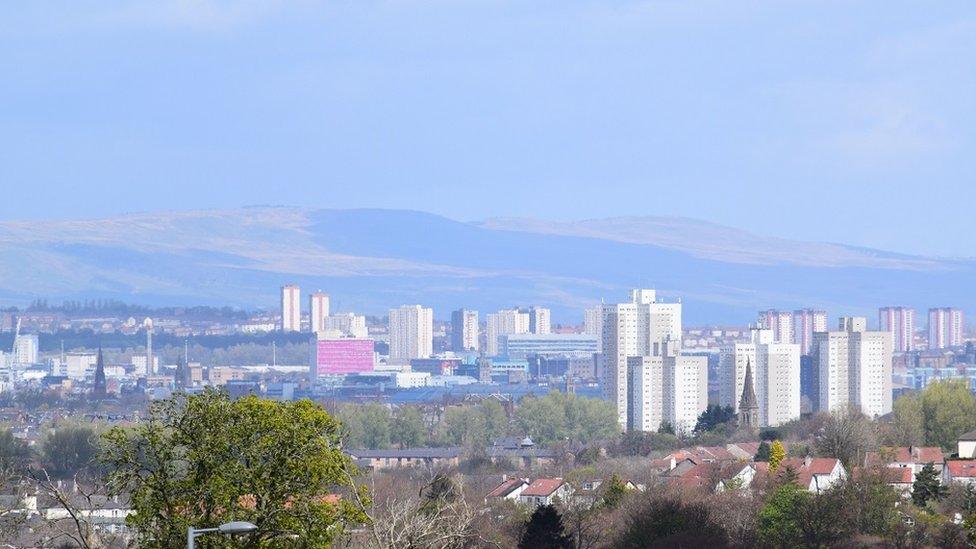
518 478 573 507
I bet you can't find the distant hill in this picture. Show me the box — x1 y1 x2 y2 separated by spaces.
0 207 971 324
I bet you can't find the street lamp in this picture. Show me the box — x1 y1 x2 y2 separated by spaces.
187 521 258 548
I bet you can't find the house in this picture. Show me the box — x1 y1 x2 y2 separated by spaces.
864 446 944 474
485 477 529 503
346 447 462 470
666 446 737 464
485 437 558 468
726 442 763 460
671 462 756 493
958 430 976 459
758 457 846 493
518 478 573 507
943 461 976 486
572 478 643 507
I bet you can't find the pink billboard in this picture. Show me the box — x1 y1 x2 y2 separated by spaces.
315 339 374 375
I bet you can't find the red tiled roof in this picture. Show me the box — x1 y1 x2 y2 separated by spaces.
521 478 566 497
946 461 976 478
486 478 527 499
865 447 943 466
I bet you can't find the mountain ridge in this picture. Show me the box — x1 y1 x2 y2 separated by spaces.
0 207 971 323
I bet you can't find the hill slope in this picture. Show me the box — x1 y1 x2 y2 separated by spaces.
0 207 970 323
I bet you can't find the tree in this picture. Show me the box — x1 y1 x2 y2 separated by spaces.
514 392 618 446
814 407 875 468
42 424 100 479
520 505 573 549
919 380 976 449
759 484 850 548
391 406 427 448
769 440 786 473
613 494 726 548
658 422 675 435
601 474 628 509
886 393 924 447
338 403 392 449
912 462 947 507
694 405 735 433
754 441 771 462
100 389 368 548
0 427 31 472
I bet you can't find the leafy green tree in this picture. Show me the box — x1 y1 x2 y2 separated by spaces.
912 462 947 507
100 389 368 548
514 392 617 446
0 427 31 472
480 399 509 442
769 440 786 473
338 403 391 449
887 393 924 447
694 405 735 433
658 422 675 435
755 441 771 462
391 406 426 448
602 473 628 509
41 423 100 478
441 406 488 448
758 484 809 547
919 380 976 449
519 504 572 549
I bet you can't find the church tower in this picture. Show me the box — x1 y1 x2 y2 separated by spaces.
738 358 760 431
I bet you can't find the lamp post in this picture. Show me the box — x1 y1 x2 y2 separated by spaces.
187 521 257 548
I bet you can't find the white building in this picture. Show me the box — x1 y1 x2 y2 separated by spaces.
13 334 39 366
879 307 915 353
280 284 301 332
131 355 160 377
62 353 97 379
583 306 603 351
486 309 530 356
451 309 479 352
600 289 683 429
627 346 707 434
793 309 827 355
758 310 793 344
309 291 330 334
526 307 551 335
928 308 964 349
812 317 892 417
719 328 801 427
323 313 368 339
388 305 433 362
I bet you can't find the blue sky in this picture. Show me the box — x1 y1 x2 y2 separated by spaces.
1 1 974 257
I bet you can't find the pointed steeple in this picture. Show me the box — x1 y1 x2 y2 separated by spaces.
92 346 107 399
738 358 759 430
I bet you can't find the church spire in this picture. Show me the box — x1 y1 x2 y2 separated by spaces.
92 345 107 400
738 358 759 431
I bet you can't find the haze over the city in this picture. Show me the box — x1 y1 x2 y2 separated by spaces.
2 1 974 257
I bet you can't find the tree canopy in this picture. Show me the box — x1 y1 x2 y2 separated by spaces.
513 392 618 446
100 389 367 547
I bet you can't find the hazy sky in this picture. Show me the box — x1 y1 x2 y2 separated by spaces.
1 1 974 257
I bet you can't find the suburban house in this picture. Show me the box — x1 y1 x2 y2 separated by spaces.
485 477 529 503
757 457 847 492
958 430 976 459
518 478 573 507
864 446 944 474
669 462 757 493
346 447 462 470
572 478 643 506
943 461 976 486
